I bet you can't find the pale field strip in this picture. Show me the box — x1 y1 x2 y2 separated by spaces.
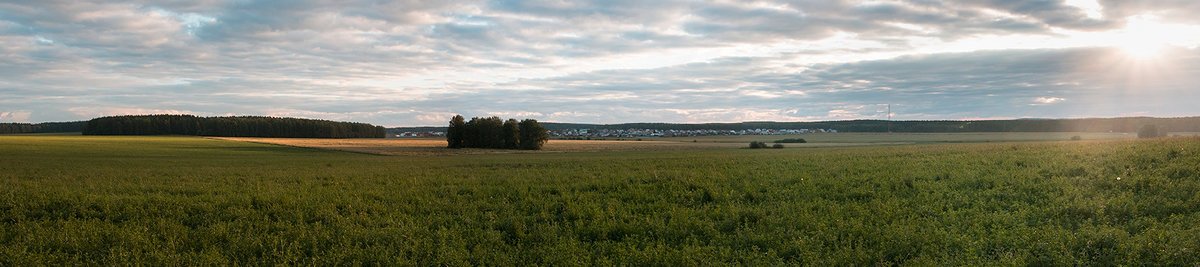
212 137 745 156
210 137 900 156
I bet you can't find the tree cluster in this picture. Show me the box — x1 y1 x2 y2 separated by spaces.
774 138 807 143
82 114 385 138
0 121 85 134
447 115 548 150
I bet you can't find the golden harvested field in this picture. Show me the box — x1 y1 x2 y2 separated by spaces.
212 137 756 155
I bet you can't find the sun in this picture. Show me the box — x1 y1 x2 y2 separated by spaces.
1116 16 1177 59
1119 36 1165 59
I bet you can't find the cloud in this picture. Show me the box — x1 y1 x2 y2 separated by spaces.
0 111 33 123
2 1 1200 126
1033 97 1066 105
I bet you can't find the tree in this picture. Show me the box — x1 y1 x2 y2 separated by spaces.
447 115 466 148
1138 124 1161 138
518 119 548 150
474 116 505 148
502 119 520 149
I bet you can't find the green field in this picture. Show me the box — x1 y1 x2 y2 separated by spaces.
2 135 1199 265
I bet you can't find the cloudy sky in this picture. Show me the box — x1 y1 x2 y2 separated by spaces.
2 0 1199 126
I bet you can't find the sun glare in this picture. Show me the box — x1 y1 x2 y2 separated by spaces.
1117 16 1181 59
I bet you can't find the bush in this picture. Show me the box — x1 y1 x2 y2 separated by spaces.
1070 135 1082 141
772 144 784 149
774 138 807 143
748 141 768 149
1138 125 1163 138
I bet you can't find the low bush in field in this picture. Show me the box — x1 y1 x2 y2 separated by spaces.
748 141 783 149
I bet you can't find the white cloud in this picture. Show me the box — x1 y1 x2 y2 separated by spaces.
1033 97 1066 105
0 111 33 123
66 107 195 118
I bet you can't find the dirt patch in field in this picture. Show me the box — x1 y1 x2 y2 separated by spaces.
211 137 749 156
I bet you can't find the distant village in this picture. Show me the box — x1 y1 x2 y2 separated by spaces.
392 128 837 138
548 128 838 138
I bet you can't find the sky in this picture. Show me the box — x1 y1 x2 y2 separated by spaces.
2 0 1200 126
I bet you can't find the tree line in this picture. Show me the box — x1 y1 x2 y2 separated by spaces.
0 121 86 134
82 114 385 138
446 115 548 150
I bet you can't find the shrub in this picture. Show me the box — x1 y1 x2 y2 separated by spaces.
772 144 784 149
748 141 768 149
1138 125 1162 138
1070 135 1082 141
774 138 807 143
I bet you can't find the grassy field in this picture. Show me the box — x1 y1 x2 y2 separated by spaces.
2 135 1199 265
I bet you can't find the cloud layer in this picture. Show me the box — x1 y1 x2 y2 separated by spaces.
2 0 1199 125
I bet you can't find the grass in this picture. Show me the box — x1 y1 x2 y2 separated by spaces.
2 135 1199 265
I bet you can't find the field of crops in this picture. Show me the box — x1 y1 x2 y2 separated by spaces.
2 135 1199 265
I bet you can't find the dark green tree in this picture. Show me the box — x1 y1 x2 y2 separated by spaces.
502 118 520 149
466 116 505 148
518 119 548 150
447 115 466 148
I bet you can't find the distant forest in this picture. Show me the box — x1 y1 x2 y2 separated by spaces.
0 121 85 134
391 117 1200 134
81 115 385 138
